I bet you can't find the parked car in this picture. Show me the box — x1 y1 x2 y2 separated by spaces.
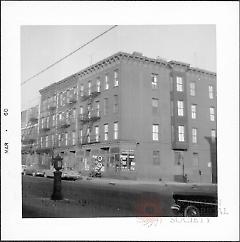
42 168 55 178
171 191 218 217
23 164 45 177
62 167 82 180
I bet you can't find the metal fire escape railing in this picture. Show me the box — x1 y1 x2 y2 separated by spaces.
78 85 101 147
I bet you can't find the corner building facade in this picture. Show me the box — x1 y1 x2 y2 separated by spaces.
38 52 217 183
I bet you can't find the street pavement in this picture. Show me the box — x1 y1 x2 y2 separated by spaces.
22 175 217 218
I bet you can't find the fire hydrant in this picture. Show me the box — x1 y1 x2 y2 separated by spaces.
51 154 63 200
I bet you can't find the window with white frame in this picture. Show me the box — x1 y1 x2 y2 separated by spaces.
190 82 196 96
40 137 43 148
113 95 118 113
96 101 100 116
88 81 91 95
104 98 108 115
79 106 83 115
46 116 49 128
152 98 159 113
95 126 99 142
52 115 55 127
87 128 90 143
52 134 55 147
152 124 159 141
79 129 83 144
209 85 214 99
65 133 68 146
151 74 158 89
58 134 61 147
192 128 197 143
176 76 183 92
104 124 108 141
191 105 197 119
46 135 48 147
210 107 215 121
41 118 44 129
178 125 185 142
80 84 84 97
96 78 101 92
177 101 184 116
105 74 109 90
153 150 160 165
59 92 63 106
114 122 118 140
211 129 216 142
114 70 119 87
72 131 76 145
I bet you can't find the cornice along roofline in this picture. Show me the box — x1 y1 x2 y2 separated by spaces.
39 51 216 94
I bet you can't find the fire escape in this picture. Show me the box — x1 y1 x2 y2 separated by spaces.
79 84 101 146
21 109 39 153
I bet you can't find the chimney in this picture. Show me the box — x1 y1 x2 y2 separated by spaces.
132 51 143 57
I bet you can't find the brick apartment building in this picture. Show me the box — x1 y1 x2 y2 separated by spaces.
21 105 40 165
33 51 217 183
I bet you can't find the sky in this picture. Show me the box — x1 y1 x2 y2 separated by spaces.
21 25 216 111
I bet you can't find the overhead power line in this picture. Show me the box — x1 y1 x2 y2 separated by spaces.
21 25 118 86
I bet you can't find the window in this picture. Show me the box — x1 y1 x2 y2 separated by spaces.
58 134 61 147
191 105 197 119
105 74 109 90
46 136 48 147
87 105 91 118
72 131 76 145
192 128 197 143
40 137 43 148
178 125 185 142
95 126 99 142
177 101 184 116
114 122 118 140
114 70 119 87
190 82 196 96
41 118 44 129
152 98 159 113
59 93 63 106
113 95 119 113
52 134 55 147
211 129 216 142
193 153 199 168
80 84 84 97
175 151 184 165
152 124 159 141
95 101 100 116
210 107 215 121
104 124 108 141
59 112 62 121
79 106 83 115
87 128 90 143
88 81 91 95
176 76 183 92
209 85 214 99
151 74 158 89
52 115 56 127
97 78 101 92
153 151 160 165
104 98 108 115
79 129 83 144
65 133 68 146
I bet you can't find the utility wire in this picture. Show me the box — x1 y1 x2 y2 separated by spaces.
21 25 118 86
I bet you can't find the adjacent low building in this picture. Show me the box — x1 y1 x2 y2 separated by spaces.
31 51 217 183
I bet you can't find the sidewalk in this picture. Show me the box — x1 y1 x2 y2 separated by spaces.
80 175 217 189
